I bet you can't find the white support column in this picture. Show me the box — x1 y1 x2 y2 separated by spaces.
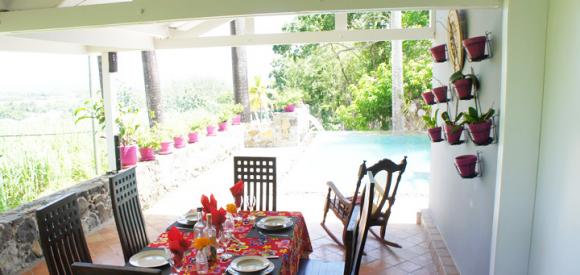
101 52 118 172
244 17 255 34
335 13 348 31
390 10 404 131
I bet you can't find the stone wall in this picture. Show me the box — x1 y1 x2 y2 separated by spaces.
0 126 244 275
245 107 311 147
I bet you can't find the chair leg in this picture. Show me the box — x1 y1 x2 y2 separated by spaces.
321 189 331 225
370 228 402 248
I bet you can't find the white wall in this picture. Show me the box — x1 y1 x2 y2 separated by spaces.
529 0 580 274
429 9 502 275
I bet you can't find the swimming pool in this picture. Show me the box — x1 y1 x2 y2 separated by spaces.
288 131 430 197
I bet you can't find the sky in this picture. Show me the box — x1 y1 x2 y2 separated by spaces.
0 15 295 96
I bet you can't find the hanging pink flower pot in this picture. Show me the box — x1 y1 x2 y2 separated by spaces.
173 135 186 148
218 121 228 131
427 127 442 142
284 104 296 112
422 91 435 105
430 44 447 62
453 79 473 100
432 86 449 103
463 36 487 61
206 125 216 136
188 132 199 143
444 125 463 145
232 115 241 125
139 147 156 161
468 120 493 145
455 155 478 178
159 141 173 155
120 144 138 167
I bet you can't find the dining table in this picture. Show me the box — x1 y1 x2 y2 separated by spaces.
140 210 313 275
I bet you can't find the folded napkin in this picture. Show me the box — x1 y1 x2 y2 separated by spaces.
230 180 245 207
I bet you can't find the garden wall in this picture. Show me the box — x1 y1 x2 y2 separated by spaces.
0 126 244 274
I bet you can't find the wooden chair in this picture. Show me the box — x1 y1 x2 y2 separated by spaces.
233 156 277 211
321 157 407 248
321 160 367 247
71 262 161 275
109 167 149 262
299 171 375 275
36 193 92 275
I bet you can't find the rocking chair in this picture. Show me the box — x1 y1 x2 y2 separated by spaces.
321 157 408 248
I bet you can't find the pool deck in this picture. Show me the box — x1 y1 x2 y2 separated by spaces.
24 135 436 275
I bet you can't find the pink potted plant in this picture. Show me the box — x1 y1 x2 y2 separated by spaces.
432 86 449 103
463 36 487 61
203 117 217 136
231 103 244 125
422 109 442 142
136 130 160 162
421 91 435 105
173 135 186 148
450 70 480 100
116 108 141 168
463 106 495 145
455 154 478 178
430 44 447 62
442 111 464 145
188 121 202 143
218 111 230 132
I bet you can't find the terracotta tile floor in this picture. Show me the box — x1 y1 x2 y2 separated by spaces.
22 145 435 274
23 213 436 275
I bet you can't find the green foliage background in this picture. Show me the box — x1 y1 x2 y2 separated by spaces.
271 11 432 130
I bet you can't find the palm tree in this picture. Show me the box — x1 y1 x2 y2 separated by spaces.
230 19 251 122
141 50 163 127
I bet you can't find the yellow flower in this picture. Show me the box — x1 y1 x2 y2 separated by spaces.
226 203 237 214
193 237 210 250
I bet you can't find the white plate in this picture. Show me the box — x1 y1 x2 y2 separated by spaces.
129 249 168 268
177 213 199 225
256 216 293 230
230 256 271 273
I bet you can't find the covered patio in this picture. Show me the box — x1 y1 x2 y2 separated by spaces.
1 0 579 275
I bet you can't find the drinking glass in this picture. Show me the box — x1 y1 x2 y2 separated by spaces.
247 195 257 222
164 247 185 275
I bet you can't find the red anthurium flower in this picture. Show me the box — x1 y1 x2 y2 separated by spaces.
169 240 183 253
167 226 183 242
210 194 217 211
201 195 211 213
230 180 245 207
211 207 227 226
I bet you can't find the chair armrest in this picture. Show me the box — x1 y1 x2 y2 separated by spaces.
326 181 348 203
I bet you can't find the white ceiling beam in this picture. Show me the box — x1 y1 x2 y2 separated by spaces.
0 35 87 54
13 28 155 50
169 18 232 38
117 24 169 39
156 27 434 49
335 13 348 31
0 0 501 34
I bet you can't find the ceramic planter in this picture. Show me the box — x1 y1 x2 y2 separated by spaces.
206 125 216 136
463 36 487 61
173 135 186 148
430 44 447 62
432 86 449 103
120 144 138 167
188 132 199 143
159 141 173 155
218 121 228 131
232 115 241 125
422 91 435 105
428 127 442 142
468 120 493 145
444 125 463 145
139 147 156 161
284 104 296 112
453 79 473 99
455 154 478 177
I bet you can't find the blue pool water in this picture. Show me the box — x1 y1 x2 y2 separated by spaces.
290 132 431 196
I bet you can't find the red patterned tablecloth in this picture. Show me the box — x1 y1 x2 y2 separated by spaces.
149 211 312 275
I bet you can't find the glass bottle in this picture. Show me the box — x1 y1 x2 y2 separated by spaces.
193 207 205 238
195 249 208 274
203 214 217 262
223 213 234 239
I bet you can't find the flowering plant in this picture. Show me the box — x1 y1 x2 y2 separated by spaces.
200 194 227 229
226 203 237 214
193 237 211 250
230 180 244 207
